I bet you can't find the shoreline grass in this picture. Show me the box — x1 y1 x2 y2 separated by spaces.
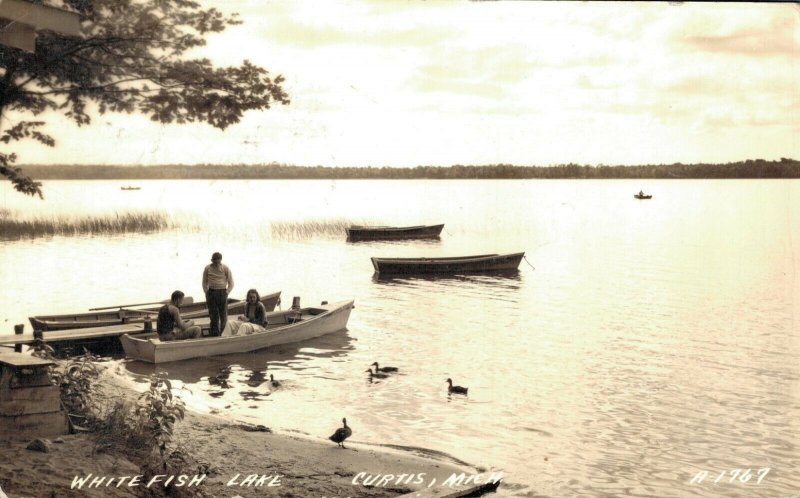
270 218 379 240
0 208 174 238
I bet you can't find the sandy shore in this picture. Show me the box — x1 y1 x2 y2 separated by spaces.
0 361 482 498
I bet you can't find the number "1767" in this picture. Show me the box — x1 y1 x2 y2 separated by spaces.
690 468 771 485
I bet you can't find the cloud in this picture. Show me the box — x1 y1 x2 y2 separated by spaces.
680 13 798 56
250 1 457 49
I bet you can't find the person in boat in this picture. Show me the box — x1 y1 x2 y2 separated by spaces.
239 288 268 326
157 290 201 341
202 252 234 337
639 190 644 196
219 289 269 337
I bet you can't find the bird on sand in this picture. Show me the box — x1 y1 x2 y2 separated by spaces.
446 378 468 394
371 362 398 373
329 417 352 448
269 374 281 388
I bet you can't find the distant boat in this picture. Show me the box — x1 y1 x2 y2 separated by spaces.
371 252 524 276
120 186 141 190
634 193 652 199
346 224 444 241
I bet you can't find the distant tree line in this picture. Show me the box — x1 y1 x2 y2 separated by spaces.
18 158 799 180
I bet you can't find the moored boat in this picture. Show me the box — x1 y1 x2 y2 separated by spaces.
29 291 281 331
346 224 444 241
371 252 524 276
120 299 354 364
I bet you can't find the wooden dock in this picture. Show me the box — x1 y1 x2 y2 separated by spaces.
0 322 149 347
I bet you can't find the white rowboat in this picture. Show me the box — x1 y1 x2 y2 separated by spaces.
120 300 354 364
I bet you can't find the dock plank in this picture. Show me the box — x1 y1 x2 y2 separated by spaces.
0 315 219 346
0 322 149 346
0 352 54 366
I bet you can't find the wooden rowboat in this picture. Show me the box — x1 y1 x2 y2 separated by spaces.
371 252 524 276
120 299 354 364
29 291 281 331
346 224 444 241
634 194 652 199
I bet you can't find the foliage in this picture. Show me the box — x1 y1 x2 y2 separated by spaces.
0 208 173 239
0 0 290 197
95 373 185 467
271 218 377 240
135 373 186 460
15 158 800 181
32 346 100 419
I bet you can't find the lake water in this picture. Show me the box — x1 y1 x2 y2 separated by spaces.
1 179 798 497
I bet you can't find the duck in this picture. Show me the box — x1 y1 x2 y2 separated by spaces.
269 374 281 388
366 367 389 379
446 378 468 395
329 417 352 448
371 362 398 373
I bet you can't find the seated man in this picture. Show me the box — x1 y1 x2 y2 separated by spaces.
157 290 201 341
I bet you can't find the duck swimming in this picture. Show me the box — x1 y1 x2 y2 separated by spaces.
371 362 398 373
329 417 352 448
270 374 281 388
366 367 389 379
446 378 468 394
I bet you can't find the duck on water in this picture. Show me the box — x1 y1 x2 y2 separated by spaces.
269 374 281 388
366 367 390 380
371 361 398 373
446 378 468 394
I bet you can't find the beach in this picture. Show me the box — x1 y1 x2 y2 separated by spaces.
0 361 482 498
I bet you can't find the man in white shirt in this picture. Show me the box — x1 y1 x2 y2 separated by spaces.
202 252 234 336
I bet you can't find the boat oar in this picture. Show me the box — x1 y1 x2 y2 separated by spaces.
89 295 195 311
89 299 172 311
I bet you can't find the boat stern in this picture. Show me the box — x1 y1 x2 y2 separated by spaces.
120 333 157 363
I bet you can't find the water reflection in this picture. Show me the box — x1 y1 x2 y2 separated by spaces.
346 237 442 246
372 269 522 286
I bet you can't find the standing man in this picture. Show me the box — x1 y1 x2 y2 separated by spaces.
202 252 234 336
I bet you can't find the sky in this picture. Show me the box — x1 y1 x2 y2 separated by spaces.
10 1 800 167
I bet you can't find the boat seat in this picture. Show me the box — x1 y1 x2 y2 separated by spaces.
268 314 288 325
266 312 304 325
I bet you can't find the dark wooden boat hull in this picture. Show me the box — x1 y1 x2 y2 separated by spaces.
371 252 524 276
634 194 652 199
346 224 444 241
29 291 281 331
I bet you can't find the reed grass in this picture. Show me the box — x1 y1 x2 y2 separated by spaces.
270 218 378 240
0 209 174 238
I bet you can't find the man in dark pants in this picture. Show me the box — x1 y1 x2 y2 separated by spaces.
202 252 234 336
